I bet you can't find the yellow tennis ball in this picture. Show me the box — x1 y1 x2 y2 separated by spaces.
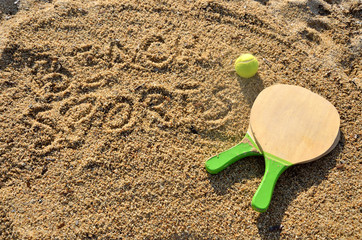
234 54 259 78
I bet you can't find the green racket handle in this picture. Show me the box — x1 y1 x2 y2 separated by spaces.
205 133 262 174
251 153 292 212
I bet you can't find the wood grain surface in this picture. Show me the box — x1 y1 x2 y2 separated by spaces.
250 84 340 164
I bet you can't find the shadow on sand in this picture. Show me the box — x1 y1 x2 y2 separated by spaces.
206 76 344 238
207 155 265 195
206 133 343 239
209 70 264 195
207 73 265 194
237 73 265 107
255 133 343 239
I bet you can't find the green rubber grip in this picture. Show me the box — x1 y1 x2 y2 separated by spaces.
251 153 292 212
205 133 262 174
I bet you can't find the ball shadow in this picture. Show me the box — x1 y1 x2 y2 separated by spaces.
255 132 345 239
236 73 265 107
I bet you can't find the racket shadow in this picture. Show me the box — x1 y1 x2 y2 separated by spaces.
207 156 265 195
236 73 265 107
255 132 344 240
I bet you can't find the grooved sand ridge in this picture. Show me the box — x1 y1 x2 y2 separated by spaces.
0 0 361 239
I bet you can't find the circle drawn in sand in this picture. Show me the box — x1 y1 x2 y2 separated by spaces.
59 95 97 129
106 103 132 128
103 96 135 133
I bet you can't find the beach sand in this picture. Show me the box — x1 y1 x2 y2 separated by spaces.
0 0 361 239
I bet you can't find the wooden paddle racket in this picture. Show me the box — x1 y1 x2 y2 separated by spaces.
249 84 340 212
205 84 340 212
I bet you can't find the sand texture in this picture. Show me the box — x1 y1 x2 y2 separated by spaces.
0 0 361 239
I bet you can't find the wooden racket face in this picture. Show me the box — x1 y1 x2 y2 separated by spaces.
250 84 340 164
